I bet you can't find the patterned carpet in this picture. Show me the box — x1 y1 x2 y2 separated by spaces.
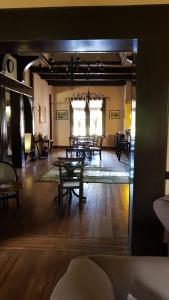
38 166 129 184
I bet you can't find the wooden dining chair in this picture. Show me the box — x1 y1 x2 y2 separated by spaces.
89 136 103 160
69 136 78 148
57 157 86 210
0 161 20 208
115 133 130 161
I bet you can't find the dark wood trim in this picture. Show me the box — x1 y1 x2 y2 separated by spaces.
16 55 39 82
69 102 73 138
0 73 33 97
11 92 25 168
24 96 33 134
0 5 168 255
41 74 134 80
0 39 134 54
131 38 169 255
31 66 134 75
165 172 169 179
47 81 126 86
16 52 135 88
0 6 168 42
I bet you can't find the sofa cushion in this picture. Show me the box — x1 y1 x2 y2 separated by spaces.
127 293 138 300
50 256 115 300
153 196 169 232
89 255 169 300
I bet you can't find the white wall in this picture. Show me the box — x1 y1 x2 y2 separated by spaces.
53 87 71 146
33 73 52 138
24 69 30 86
53 85 125 147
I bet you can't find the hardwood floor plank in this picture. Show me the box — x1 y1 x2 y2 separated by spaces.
0 149 129 299
0 250 22 284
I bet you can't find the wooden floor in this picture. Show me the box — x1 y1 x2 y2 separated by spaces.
0 149 129 300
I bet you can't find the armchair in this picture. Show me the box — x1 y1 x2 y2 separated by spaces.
0 161 20 208
89 136 103 160
153 195 169 255
50 255 169 300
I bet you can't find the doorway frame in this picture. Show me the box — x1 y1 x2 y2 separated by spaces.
0 5 168 255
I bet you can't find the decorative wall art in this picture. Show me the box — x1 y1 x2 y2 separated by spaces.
109 110 120 119
56 110 68 120
39 106 46 123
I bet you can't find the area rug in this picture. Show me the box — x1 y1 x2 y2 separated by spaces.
37 166 129 184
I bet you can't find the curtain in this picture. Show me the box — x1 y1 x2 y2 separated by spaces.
89 99 103 136
71 100 86 136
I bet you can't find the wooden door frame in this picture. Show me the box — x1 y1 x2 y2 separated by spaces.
0 5 168 254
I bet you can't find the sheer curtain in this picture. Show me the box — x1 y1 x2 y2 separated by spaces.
88 99 103 136
71 100 86 136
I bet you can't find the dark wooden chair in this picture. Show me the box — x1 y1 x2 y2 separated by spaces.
69 136 78 148
115 133 130 161
89 136 103 160
0 161 20 208
57 157 86 210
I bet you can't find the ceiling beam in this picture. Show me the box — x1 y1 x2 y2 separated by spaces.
40 74 134 80
47 80 126 86
31 66 134 74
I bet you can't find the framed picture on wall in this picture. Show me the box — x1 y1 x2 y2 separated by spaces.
56 110 68 120
109 110 120 119
39 106 46 123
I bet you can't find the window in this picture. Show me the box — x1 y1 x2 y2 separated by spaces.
70 99 104 136
71 100 86 136
89 100 103 136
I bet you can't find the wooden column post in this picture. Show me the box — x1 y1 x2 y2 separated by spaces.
130 38 169 255
11 91 25 168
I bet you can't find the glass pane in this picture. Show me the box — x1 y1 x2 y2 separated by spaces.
89 109 102 136
73 109 86 136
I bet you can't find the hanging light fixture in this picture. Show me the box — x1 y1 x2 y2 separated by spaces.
66 55 105 104
69 90 104 103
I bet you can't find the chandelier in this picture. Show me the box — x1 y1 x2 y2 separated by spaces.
69 90 104 102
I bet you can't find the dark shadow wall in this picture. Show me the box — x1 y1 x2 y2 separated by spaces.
0 5 168 254
0 86 7 161
24 96 33 134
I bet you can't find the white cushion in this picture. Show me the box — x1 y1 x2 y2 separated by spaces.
63 182 80 188
127 293 138 300
50 256 115 300
153 196 169 232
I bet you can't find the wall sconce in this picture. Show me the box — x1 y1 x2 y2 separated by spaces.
24 133 32 153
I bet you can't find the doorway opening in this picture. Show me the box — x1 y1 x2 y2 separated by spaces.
0 38 137 256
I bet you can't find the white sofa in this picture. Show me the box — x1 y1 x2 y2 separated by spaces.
50 196 169 300
50 255 169 300
153 195 169 255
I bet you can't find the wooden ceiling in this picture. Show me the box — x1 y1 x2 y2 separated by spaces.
29 51 134 86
